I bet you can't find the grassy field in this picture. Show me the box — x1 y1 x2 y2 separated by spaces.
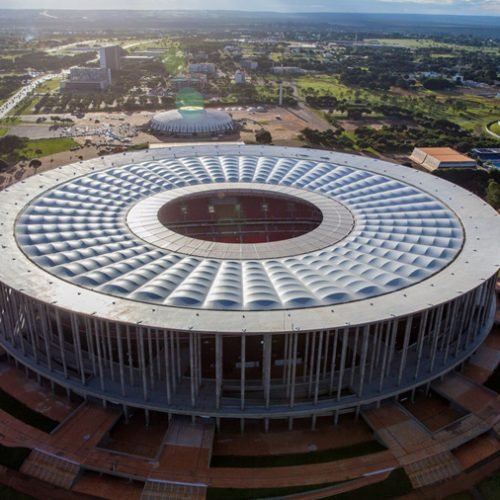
489 121 500 136
206 481 346 500
478 470 500 500
9 95 40 116
0 444 31 470
0 137 79 164
37 77 61 94
207 468 412 500
364 38 499 54
0 387 58 432
295 74 500 137
0 485 34 500
211 440 386 468
296 75 366 101
18 137 79 159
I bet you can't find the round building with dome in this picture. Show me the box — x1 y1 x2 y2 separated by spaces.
149 106 235 137
0 144 498 427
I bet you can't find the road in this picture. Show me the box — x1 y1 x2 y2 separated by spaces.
0 73 60 120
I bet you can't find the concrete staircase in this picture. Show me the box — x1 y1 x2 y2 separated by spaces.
404 450 462 489
140 479 206 500
21 448 80 489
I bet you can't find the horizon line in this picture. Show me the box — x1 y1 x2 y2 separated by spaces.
0 8 499 18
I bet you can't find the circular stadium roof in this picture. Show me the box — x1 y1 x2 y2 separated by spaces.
149 106 234 136
1 145 499 333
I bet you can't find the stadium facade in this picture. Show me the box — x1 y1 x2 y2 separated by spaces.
0 145 498 427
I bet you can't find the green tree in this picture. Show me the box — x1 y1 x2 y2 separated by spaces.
486 180 500 209
255 129 272 144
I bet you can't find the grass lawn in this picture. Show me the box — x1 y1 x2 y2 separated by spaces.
9 95 40 116
444 493 474 500
0 116 21 126
489 121 500 136
0 485 34 500
206 468 412 500
478 470 500 500
296 74 367 101
484 362 500 393
364 38 499 54
211 440 386 468
331 469 413 499
0 444 31 470
295 74 499 138
0 387 58 432
206 480 346 500
15 137 79 160
36 77 61 94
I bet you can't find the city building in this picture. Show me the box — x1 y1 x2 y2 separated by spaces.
188 63 216 75
471 147 500 161
60 67 112 92
241 59 258 70
234 70 246 84
99 45 121 71
271 66 306 75
149 106 234 136
171 74 207 91
409 147 477 171
0 145 498 429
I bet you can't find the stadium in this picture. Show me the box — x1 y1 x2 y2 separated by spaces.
0 144 498 429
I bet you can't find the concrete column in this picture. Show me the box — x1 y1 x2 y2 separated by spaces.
282 334 289 383
313 331 324 404
169 332 177 391
328 330 338 395
240 334 246 410
263 334 272 408
137 327 148 401
308 332 317 396
289 332 298 407
303 333 310 381
126 325 134 386
215 334 223 410
386 320 399 377
147 328 155 391
379 323 390 392
70 313 86 385
93 319 105 392
358 326 370 396
190 335 197 408
397 316 413 386
429 305 444 372
337 329 349 401
175 333 181 380
116 324 126 396
40 305 53 372
106 322 115 382
163 330 171 404
349 327 360 386
414 310 428 379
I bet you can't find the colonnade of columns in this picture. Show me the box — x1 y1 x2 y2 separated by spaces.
0 274 496 419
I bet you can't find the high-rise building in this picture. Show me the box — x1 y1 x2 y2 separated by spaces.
60 67 111 91
99 45 121 71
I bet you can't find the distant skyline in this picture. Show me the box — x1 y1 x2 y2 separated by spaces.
2 0 500 16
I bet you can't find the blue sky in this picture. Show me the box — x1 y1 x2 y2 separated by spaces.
2 0 500 15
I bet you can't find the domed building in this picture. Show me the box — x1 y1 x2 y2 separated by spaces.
149 106 235 137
